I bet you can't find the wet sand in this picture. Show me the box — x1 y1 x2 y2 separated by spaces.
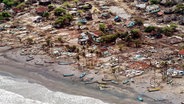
0 47 171 104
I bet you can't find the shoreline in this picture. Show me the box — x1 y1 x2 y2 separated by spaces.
0 47 172 104
0 71 109 104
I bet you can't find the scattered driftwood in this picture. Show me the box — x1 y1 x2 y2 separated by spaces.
63 74 74 77
102 78 112 81
34 62 44 66
26 56 34 61
111 80 119 85
80 72 86 79
44 60 54 63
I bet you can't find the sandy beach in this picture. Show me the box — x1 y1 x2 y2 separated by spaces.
0 47 174 104
0 72 110 104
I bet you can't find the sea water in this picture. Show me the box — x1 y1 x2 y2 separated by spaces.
0 74 108 104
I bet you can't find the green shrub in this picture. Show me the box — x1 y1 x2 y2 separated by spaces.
134 17 144 26
162 26 173 36
149 0 160 4
58 37 64 43
0 11 11 20
55 17 65 26
177 34 184 38
46 39 52 47
73 0 79 3
42 12 50 18
67 45 77 52
118 31 129 39
77 10 84 15
170 23 177 31
162 23 177 36
133 39 142 48
100 34 118 43
0 14 4 20
131 28 141 39
164 1 175 6
54 14 73 28
26 38 33 45
175 4 184 14
54 7 66 16
144 26 156 33
16 2 26 10
63 1 72 8
48 4 55 11
99 23 106 32
180 44 184 49
2 0 15 7
63 13 73 21
2 12 11 17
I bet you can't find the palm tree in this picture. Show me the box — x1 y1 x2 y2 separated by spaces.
76 54 80 70
160 61 168 82
125 35 132 47
134 39 141 48
82 46 86 67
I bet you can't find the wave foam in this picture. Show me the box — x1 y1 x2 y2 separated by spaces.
0 75 108 104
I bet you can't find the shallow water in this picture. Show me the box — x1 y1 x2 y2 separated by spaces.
0 74 108 104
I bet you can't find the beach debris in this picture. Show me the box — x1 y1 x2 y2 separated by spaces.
111 80 119 85
180 90 184 94
52 50 61 56
84 81 96 84
33 16 43 23
146 4 160 14
58 60 75 65
114 16 121 22
26 56 34 61
167 68 184 78
102 78 112 82
125 21 135 28
44 60 54 64
82 77 94 82
147 86 161 92
122 79 129 84
78 18 87 24
80 72 86 79
137 96 143 102
20 50 27 56
136 4 146 9
133 54 145 60
99 84 109 88
130 78 135 83
58 61 70 65
95 71 99 74
97 81 107 85
100 12 111 19
166 79 173 84
34 61 44 66
98 84 109 90
84 78 96 84
39 0 51 5
78 3 92 10
125 70 144 78
63 74 74 77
